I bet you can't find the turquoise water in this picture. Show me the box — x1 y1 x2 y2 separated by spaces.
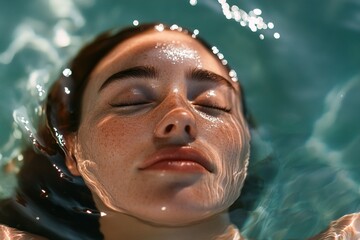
1 0 360 239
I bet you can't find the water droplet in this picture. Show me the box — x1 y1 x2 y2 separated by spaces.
155 24 165 32
189 0 197 6
212 46 219 54
64 87 70 94
253 8 262 15
62 68 72 77
192 29 199 38
17 154 24 161
170 24 179 30
229 69 237 78
229 69 238 82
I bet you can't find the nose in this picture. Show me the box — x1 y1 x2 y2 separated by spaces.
154 108 197 144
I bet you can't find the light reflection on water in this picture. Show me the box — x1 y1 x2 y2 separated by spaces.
0 0 359 239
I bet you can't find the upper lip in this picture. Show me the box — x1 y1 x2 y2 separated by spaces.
138 146 215 173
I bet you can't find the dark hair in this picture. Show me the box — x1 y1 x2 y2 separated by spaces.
0 23 253 239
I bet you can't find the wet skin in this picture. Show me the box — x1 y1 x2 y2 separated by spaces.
66 29 250 227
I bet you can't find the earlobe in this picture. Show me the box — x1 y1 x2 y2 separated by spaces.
64 133 81 176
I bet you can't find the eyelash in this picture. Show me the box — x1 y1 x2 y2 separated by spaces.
110 102 231 113
195 104 231 113
109 102 151 108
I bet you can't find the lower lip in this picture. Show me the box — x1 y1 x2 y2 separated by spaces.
142 160 207 173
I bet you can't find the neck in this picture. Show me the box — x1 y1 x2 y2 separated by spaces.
98 210 237 240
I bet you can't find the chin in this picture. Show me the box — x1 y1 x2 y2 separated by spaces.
127 198 233 227
135 210 221 227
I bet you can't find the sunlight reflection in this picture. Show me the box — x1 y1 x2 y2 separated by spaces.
192 0 280 40
133 20 139 26
189 0 197 6
54 28 71 47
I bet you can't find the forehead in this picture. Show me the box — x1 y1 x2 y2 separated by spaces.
90 29 231 79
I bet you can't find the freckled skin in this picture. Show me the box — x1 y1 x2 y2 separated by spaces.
67 30 250 228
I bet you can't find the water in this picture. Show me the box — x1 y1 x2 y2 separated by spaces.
0 0 359 239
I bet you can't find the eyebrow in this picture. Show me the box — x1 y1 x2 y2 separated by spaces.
186 68 237 92
99 66 158 92
98 66 238 93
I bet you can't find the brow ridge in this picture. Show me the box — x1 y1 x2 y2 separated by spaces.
99 66 158 92
186 68 237 92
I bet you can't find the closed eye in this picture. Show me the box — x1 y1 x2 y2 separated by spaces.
194 104 231 113
109 102 152 108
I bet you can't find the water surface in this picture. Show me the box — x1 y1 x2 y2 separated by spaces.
1 0 359 239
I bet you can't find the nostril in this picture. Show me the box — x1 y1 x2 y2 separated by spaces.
165 124 175 134
185 125 191 134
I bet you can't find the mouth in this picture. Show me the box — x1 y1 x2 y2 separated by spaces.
138 146 215 173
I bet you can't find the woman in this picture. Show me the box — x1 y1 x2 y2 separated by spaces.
1 22 357 240
0 23 251 239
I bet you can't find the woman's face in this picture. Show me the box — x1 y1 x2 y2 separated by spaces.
68 28 250 225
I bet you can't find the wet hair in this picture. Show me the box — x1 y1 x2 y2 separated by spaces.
0 23 255 239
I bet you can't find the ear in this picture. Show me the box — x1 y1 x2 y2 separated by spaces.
64 133 81 176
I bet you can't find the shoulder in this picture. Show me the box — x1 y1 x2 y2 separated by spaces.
0 225 47 240
216 224 246 240
309 213 360 240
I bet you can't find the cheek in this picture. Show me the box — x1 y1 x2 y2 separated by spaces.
75 116 150 211
80 116 141 161
75 116 146 188
215 116 250 202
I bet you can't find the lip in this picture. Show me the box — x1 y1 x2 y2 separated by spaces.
138 146 215 173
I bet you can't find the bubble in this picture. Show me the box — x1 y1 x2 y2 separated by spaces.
259 34 265 40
